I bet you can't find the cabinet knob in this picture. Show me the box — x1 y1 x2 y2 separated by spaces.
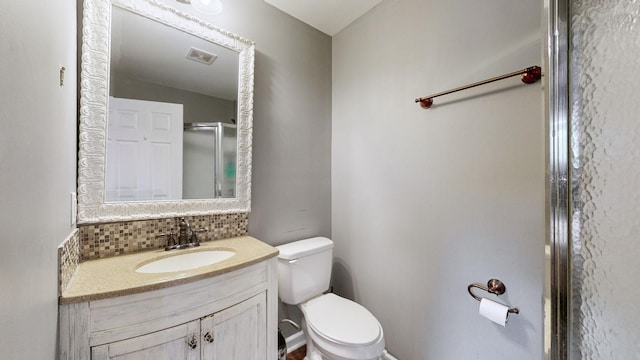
204 332 214 343
187 335 198 349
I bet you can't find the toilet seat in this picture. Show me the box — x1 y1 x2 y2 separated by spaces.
302 293 383 346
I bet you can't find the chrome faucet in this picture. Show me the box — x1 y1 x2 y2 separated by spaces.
158 217 204 251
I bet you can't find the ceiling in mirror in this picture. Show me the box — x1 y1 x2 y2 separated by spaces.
111 6 238 100
77 0 254 223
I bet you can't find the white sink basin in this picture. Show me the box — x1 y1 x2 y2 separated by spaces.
136 250 236 274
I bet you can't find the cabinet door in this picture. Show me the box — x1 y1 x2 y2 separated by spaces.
201 293 267 360
91 320 200 360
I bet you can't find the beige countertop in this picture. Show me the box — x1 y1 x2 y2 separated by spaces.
60 236 278 304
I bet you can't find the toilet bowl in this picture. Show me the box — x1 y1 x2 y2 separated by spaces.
301 293 385 360
276 237 385 360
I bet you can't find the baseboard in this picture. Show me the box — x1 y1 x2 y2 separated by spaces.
285 330 306 352
285 330 398 360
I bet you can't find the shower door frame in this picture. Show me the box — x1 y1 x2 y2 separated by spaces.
547 0 569 359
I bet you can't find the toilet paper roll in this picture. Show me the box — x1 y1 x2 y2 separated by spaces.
479 298 510 326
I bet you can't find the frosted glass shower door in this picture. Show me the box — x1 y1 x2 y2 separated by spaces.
567 0 640 358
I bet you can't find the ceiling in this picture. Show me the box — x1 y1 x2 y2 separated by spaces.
263 0 382 36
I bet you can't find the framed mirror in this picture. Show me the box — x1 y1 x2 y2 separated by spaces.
78 0 254 223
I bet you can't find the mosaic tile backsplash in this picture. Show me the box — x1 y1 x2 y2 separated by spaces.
58 213 249 294
58 229 80 296
80 213 249 260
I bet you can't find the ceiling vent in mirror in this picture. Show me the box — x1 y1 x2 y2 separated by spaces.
186 47 218 65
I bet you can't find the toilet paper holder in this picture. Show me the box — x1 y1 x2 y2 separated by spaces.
467 279 520 314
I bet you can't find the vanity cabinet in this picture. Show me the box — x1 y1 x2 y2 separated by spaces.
91 319 200 360
91 293 265 360
201 293 266 360
59 258 277 360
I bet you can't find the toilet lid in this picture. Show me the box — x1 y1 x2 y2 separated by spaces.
303 293 381 346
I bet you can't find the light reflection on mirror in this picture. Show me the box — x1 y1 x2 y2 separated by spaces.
107 6 239 202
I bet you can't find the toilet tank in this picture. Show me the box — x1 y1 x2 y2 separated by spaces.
276 237 333 305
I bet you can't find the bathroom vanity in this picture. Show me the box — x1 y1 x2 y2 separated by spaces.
64 0 270 356
58 237 278 360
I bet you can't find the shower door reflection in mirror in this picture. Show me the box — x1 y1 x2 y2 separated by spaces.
183 122 237 199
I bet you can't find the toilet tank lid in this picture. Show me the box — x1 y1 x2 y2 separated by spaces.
276 237 333 260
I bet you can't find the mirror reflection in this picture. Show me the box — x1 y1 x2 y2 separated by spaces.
107 6 239 202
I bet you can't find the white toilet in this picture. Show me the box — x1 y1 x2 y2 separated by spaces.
276 237 385 360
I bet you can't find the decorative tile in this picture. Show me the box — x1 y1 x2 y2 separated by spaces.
78 213 249 261
58 229 80 295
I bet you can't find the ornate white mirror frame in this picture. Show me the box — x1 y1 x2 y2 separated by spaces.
78 0 254 224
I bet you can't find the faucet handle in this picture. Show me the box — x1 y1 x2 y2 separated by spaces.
189 228 207 245
157 232 176 247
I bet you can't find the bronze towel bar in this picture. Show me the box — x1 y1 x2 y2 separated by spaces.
415 66 542 109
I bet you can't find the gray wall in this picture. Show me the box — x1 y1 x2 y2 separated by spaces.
0 1 77 358
190 0 333 245
161 0 333 246
111 73 237 124
332 0 545 359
